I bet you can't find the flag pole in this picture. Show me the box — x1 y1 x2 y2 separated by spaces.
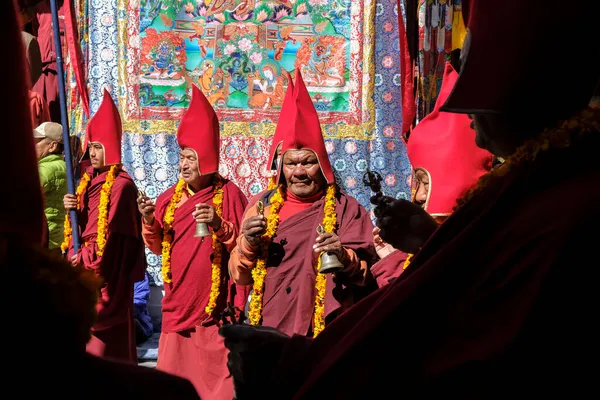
50 0 80 254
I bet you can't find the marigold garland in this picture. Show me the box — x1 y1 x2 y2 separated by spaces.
248 183 338 338
403 253 414 270
313 183 338 337
249 185 285 326
455 107 600 210
61 172 91 253
205 176 225 316
161 179 186 284
160 176 226 318
96 165 120 257
266 175 277 190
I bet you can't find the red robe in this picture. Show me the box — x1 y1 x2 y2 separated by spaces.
32 0 65 122
144 179 247 399
263 134 600 397
230 189 376 336
371 249 409 288
68 167 146 364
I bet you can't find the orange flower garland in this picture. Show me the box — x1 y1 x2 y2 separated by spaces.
403 253 414 270
161 179 186 284
205 176 224 316
267 175 277 190
249 185 285 326
61 172 91 253
96 165 120 257
160 176 226 318
313 183 337 337
248 183 339 338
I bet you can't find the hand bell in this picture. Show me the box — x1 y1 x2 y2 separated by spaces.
194 222 211 238
319 251 344 274
316 224 344 274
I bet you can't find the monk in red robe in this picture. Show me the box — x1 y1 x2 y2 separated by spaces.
31 0 65 122
138 85 247 399
2 2 197 397
371 62 493 288
63 89 146 364
228 69 376 341
220 0 600 397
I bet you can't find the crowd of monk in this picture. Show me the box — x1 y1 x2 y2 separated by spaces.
3 0 600 398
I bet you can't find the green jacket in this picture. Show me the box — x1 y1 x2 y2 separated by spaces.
38 154 68 249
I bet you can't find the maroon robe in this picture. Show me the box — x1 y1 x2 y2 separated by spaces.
32 1 65 122
232 190 376 336
371 249 409 288
68 167 146 364
153 179 247 399
263 133 600 398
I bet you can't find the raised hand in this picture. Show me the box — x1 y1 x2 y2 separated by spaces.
137 194 156 225
242 215 267 248
193 203 222 231
373 195 438 254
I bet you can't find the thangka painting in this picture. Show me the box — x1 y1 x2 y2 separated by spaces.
80 0 412 285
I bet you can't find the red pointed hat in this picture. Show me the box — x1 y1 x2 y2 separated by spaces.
0 0 45 245
442 0 600 115
177 85 219 175
268 70 294 171
84 89 122 165
278 69 334 184
408 62 493 217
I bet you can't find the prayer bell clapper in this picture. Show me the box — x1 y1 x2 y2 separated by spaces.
316 224 344 274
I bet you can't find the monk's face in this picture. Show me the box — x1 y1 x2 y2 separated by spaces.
414 169 429 206
179 148 200 186
89 142 106 169
282 149 326 197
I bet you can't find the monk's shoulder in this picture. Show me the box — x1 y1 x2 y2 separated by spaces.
155 185 177 207
222 178 245 196
337 190 369 215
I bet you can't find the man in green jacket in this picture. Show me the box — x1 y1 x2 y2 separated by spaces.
34 122 67 253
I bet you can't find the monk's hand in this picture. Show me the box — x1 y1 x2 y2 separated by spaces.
137 195 156 225
373 195 438 254
313 232 343 258
193 203 222 231
219 324 290 398
70 255 78 267
372 227 395 259
242 215 267 248
63 194 78 212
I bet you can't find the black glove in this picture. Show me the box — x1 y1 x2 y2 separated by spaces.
372 195 438 254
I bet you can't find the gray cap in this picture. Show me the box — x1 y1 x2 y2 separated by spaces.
33 122 63 143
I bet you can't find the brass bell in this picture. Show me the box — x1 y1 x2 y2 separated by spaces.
316 224 344 274
194 222 211 238
319 251 344 274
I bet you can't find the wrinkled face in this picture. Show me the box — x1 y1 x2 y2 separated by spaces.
179 148 200 185
414 169 429 206
282 149 326 198
34 138 58 161
89 142 106 169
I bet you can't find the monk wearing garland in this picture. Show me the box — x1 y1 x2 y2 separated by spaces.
220 0 600 397
372 62 493 288
62 89 145 364
3 2 198 397
138 85 247 399
228 69 376 340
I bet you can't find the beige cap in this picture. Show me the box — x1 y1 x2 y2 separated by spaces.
33 122 63 143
